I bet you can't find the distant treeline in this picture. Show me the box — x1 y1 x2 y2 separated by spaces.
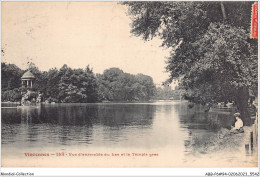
153 85 182 100
2 62 160 103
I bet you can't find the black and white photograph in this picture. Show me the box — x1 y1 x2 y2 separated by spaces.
1 1 258 170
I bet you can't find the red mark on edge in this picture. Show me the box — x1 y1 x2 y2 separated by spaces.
251 2 258 39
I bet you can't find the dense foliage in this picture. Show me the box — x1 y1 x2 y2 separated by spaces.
153 85 182 100
1 63 156 103
97 68 155 101
1 63 23 91
123 1 257 124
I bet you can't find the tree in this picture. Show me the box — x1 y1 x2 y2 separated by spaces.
154 85 175 100
58 65 98 103
97 68 156 101
1 62 23 91
1 88 22 102
83 65 99 103
123 2 257 124
45 68 60 99
135 73 155 100
27 62 48 93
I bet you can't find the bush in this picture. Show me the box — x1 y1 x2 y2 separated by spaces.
28 92 38 100
1 89 22 102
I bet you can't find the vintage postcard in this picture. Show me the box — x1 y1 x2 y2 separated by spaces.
1 1 258 170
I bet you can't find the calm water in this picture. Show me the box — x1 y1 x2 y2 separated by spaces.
1 101 256 166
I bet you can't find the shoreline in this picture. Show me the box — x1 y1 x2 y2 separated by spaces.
1 100 184 104
1 101 20 104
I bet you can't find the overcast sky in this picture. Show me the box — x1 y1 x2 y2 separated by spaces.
2 2 172 85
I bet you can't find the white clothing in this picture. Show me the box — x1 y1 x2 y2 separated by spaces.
234 118 243 130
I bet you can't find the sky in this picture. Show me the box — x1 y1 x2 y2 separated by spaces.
2 2 172 85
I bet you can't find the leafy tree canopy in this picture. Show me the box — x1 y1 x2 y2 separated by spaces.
123 1 257 123
1 63 156 103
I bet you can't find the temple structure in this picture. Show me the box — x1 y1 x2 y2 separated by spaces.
21 70 35 89
20 70 42 105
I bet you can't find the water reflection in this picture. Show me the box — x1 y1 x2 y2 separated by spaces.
2 101 254 165
2 103 156 147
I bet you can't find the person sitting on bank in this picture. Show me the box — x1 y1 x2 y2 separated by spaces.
230 113 244 133
219 113 244 139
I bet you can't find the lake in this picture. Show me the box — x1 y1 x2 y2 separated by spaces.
1 101 257 167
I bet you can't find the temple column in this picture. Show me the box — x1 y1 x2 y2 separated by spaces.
27 80 29 87
31 80 33 88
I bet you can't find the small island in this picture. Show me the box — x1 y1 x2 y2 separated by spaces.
1 62 183 105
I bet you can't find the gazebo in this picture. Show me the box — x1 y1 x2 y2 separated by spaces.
21 70 35 88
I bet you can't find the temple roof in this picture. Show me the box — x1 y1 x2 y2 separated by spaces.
21 70 35 79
